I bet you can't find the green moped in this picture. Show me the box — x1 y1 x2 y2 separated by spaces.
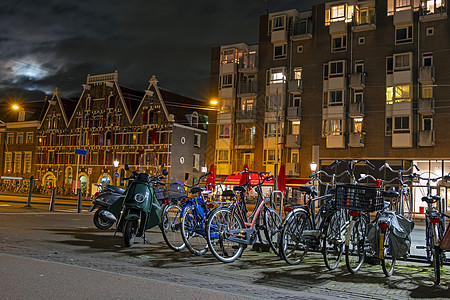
102 164 169 247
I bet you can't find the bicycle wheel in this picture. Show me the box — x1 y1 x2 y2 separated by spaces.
206 206 245 263
380 229 396 277
345 215 367 274
263 206 282 256
159 204 185 252
322 210 345 270
181 204 208 256
279 210 311 265
255 213 269 245
429 224 441 285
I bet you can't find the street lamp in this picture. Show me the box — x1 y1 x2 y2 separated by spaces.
113 160 119 168
310 163 317 172
11 104 26 121
210 98 218 106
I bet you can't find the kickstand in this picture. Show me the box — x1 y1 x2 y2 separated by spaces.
143 234 149 244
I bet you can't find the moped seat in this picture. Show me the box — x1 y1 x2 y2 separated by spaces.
233 185 246 192
106 185 125 194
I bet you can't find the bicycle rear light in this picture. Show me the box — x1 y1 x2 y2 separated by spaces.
378 222 389 229
429 217 441 223
349 211 360 217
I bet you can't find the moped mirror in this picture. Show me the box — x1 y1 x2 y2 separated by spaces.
162 169 169 176
184 172 190 181
124 164 130 171
161 163 165 169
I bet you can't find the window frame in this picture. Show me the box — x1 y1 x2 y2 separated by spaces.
331 34 347 52
273 43 287 60
329 61 345 78
395 25 413 45
393 53 411 71
393 116 410 133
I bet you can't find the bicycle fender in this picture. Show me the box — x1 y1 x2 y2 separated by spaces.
125 214 140 221
280 208 308 228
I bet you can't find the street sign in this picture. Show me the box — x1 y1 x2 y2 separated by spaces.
114 172 119 179
88 168 92 175
74 149 87 156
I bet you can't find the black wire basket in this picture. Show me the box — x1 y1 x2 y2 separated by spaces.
335 184 383 212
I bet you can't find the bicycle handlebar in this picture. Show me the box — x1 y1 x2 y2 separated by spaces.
379 162 420 173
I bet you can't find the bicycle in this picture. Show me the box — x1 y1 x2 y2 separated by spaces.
278 169 349 270
415 173 449 284
205 172 281 263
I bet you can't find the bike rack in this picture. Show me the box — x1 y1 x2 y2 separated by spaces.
271 190 284 216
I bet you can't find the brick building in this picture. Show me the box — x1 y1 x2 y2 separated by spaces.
207 0 450 212
36 72 208 195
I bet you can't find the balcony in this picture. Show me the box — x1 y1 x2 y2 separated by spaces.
288 79 303 94
418 98 435 114
235 133 255 149
392 132 412 148
236 110 257 123
349 132 365 147
393 9 413 25
418 130 435 147
352 8 376 32
286 162 300 176
420 6 447 22
349 73 366 89
271 29 287 43
237 81 257 97
326 135 345 148
238 54 258 73
418 66 435 84
286 134 301 148
348 102 365 118
329 20 347 35
291 20 313 41
286 107 302 120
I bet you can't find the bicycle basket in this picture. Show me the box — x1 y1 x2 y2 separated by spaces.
169 182 185 200
335 184 383 212
154 186 169 201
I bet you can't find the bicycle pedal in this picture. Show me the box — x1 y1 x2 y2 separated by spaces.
416 246 426 249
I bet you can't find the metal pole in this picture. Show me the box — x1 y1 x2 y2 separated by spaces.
75 155 80 195
49 188 56 211
77 190 82 213
25 176 33 208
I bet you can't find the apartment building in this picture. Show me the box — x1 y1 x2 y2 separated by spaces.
36 72 208 195
208 0 450 212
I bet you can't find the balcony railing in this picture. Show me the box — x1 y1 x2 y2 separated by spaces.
418 66 435 84
286 134 301 148
236 110 257 122
418 98 435 114
348 102 365 118
349 73 366 89
352 7 376 29
418 130 435 147
238 54 258 71
291 20 313 40
349 132 364 147
235 134 256 149
238 81 257 95
286 106 301 120
420 4 447 21
288 79 303 94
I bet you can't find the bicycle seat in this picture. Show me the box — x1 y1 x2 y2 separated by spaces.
299 185 317 196
233 185 246 192
190 187 204 194
382 187 399 198
222 190 236 197
422 195 441 204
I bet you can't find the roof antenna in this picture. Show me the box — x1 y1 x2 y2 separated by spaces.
265 0 269 13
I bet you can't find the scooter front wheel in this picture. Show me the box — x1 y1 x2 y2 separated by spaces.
124 219 138 247
93 209 114 230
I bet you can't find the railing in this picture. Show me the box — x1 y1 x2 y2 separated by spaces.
238 81 257 95
288 79 303 94
291 19 313 36
286 107 301 119
236 110 257 120
87 72 118 84
353 7 376 26
418 98 435 114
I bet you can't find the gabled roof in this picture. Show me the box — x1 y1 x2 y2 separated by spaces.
40 88 78 128
119 85 145 119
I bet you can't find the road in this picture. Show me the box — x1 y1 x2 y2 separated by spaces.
0 201 448 299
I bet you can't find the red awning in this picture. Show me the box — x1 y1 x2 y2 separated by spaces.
215 175 310 187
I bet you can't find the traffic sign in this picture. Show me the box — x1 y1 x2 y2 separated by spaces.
114 172 119 179
88 168 92 175
74 149 87 156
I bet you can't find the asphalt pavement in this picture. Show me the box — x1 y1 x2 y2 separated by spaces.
0 197 449 299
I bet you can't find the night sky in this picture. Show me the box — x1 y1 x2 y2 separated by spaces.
0 0 321 104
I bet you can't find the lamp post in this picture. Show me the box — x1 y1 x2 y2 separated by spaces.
113 160 119 185
12 104 26 121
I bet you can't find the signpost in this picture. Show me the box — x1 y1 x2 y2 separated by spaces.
74 149 87 196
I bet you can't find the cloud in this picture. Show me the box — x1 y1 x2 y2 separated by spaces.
0 0 322 102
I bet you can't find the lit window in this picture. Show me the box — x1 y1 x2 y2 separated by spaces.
218 125 231 139
353 118 363 133
264 149 276 164
331 5 346 21
394 85 411 102
422 86 433 98
221 49 236 65
216 150 229 163
16 133 23 144
386 87 394 104
270 68 286 83
264 123 278 138
324 119 343 136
